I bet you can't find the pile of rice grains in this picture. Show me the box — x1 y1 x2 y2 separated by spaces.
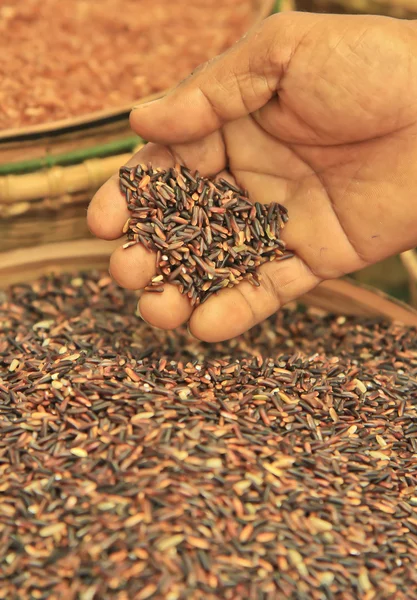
120 164 292 305
2 274 417 600
0 0 254 129
1 170 417 600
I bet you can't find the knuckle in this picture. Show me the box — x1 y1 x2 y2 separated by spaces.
262 12 316 73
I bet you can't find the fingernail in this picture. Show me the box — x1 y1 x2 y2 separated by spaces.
136 301 148 323
131 99 159 112
186 323 197 339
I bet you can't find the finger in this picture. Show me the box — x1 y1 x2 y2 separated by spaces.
87 173 130 240
189 256 320 342
87 144 173 240
109 235 192 329
109 243 156 290
138 285 192 330
129 13 311 144
87 132 227 241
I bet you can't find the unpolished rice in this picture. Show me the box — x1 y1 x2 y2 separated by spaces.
1 271 417 599
120 164 292 306
0 0 254 128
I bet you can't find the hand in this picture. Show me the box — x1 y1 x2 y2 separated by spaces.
88 12 417 342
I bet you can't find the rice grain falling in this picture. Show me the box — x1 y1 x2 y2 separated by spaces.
120 164 292 305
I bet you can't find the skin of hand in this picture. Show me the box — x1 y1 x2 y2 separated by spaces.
88 11 417 342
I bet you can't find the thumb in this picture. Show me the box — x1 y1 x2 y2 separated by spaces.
129 12 309 145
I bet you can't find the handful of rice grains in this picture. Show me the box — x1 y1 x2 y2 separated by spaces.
119 164 293 306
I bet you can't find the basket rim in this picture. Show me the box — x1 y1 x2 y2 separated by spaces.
0 0 275 144
1 239 417 327
0 136 140 177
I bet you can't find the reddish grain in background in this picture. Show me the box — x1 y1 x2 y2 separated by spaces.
0 0 254 129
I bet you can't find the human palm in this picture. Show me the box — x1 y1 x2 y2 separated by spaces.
88 12 417 341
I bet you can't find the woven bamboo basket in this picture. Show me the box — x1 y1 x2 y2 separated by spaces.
1 238 417 327
0 0 276 253
0 0 275 160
